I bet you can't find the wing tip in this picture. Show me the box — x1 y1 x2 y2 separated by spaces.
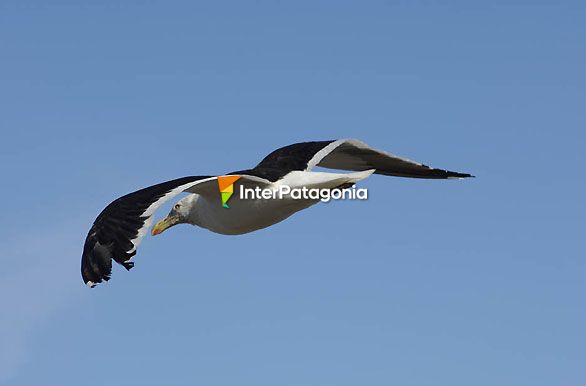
447 171 475 179
122 261 135 271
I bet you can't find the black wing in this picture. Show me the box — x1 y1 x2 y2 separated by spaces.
230 140 335 181
235 139 472 181
81 176 211 287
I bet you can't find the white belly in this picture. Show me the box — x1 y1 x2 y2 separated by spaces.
193 195 317 235
189 170 374 235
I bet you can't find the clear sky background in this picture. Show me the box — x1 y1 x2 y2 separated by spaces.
1 1 584 385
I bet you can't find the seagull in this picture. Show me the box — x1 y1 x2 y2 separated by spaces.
81 139 473 287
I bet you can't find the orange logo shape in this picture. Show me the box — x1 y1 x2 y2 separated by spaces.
217 175 241 208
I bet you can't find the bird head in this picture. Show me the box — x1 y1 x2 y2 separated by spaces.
151 196 192 236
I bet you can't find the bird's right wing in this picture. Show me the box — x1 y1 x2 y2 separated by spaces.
307 139 473 179
184 174 271 195
248 139 473 180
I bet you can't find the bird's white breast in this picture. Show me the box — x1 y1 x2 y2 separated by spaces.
192 193 316 235
188 170 374 235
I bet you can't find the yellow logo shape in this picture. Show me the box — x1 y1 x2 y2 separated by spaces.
217 175 241 208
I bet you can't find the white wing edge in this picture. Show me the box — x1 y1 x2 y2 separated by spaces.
126 176 219 255
126 174 272 256
305 138 425 172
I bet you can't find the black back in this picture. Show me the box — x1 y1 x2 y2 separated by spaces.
230 140 334 182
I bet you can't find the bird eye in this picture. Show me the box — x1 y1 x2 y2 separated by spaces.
174 204 180 210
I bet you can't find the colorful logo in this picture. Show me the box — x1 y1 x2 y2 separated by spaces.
217 175 241 208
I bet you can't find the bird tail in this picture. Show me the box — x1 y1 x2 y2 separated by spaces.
338 169 376 184
284 169 375 191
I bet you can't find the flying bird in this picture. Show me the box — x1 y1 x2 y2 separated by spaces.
81 139 473 287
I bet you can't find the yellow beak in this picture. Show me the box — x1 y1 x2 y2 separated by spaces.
151 216 179 236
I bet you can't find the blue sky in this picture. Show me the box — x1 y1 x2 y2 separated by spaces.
1 1 584 385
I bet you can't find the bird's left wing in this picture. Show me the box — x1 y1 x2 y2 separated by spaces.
81 174 272 288
81 176 214 288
